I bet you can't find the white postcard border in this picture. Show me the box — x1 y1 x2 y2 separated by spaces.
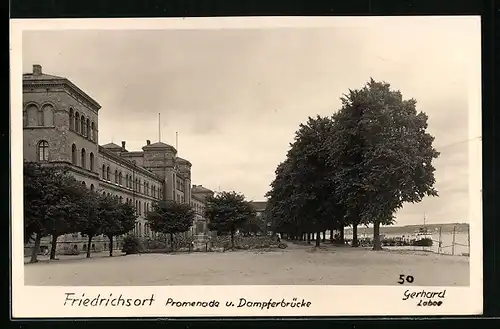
10 16 483 318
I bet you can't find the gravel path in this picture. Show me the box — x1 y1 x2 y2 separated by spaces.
24 242 469 286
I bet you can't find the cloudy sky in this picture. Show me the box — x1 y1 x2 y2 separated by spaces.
22 17 480 226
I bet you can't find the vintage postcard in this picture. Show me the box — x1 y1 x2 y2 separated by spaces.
10 16 482 318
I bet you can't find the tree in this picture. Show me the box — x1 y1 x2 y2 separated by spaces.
146 201 195 252
23 163 89 262
112 202 137 255
79 191 103 258
266 116 343 247
205 191 256 249
240 215 267 236
98 194 122 257
45 175 89 259
24 162 48 263
331 79 439 250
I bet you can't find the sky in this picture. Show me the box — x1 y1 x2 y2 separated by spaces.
22 17 481 226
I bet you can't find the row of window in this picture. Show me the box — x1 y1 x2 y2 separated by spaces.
134 222 153 238
71 143 95 171
191 201 205 215
100 165 163 198
176 178 185 191
176 193 185 204
80 181 196 239
38 140 163 201
23 103 55 127
69 108 97 143
95 189 151 219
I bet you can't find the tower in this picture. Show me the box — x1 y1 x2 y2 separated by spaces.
23 64 101 188
141 141 177 201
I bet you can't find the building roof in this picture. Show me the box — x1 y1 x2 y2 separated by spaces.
101 142 122 149
176 157 192 167
23 72 66 81
142 141 177 153
192 185 213 194
23 65 101 111
250 201 267 212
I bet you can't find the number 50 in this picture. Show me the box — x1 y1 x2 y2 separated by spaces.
398 274 414 284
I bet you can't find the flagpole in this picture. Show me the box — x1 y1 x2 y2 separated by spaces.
158 113 161 142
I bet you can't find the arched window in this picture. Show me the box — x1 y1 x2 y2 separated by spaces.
37 140 49 161
135 178 138 191
26 104 38 126
106 166 110 180
102 191 106 196
69 108 74 130
80 116 86 136
138 179 141 193
75 112 80 133
138 201 141 215
102 164 106 178
90 122 95 141
81 148 86 169
89 152 94 171
118 172 122 185
115 169 118 183
42 104 54 126
144 182 147 195
82 181 86 187
71 144 77 165
90 184 95 192
86 119 90 139
92 122 97 141
119 196 123 203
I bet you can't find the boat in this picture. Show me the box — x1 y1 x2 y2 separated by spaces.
414 227 433 241
412 214 434 247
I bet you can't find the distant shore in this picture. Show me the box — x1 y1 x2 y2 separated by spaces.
344 223 469 236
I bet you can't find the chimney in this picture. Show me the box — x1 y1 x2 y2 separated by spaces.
33 64 42 76
146 140 151 145
121 141 126 150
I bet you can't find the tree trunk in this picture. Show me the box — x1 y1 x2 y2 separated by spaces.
108 235 114 256
373 221 382 250
330 229 334 243
315 231 321 247
306 233 311 244
30 232 42 263
352 225 358 247
49 234 58 259
86 235 93 258
230 231 235 249
170 233 174 252
339 226 345 244
322 231 326 242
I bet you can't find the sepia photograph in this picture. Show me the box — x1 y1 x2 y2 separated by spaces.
11 16 482 317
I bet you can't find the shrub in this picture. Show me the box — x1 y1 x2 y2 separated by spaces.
60 246 80 255
413 238 433 247
122 236 142 254
278 242 288 249
143 239 167 250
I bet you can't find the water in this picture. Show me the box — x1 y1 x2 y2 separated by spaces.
325 231 470 256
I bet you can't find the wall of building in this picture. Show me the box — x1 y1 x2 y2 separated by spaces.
23 66 214 255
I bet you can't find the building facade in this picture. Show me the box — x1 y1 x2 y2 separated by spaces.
23 64 213 253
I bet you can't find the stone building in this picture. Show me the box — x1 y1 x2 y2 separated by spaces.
23 64 213 253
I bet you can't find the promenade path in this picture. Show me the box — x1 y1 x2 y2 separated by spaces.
24 242 469 286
